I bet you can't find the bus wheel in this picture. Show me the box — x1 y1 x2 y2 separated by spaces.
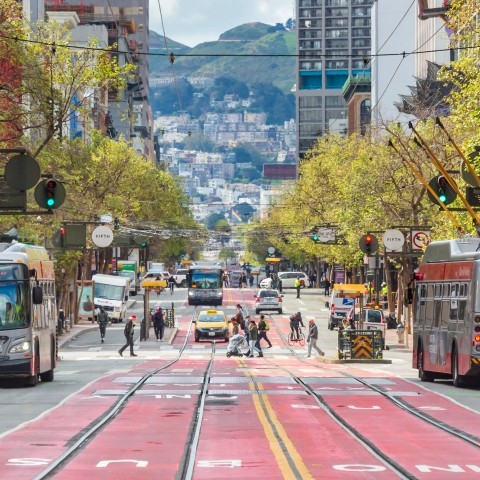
418 347 434 382
452 348 467 388
180 280 187 288
26 351 39 387
40 346 55 382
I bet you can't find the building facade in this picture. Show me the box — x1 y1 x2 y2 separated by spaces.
296 0 372 159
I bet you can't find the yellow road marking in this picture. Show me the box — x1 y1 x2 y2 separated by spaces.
250 381 313 479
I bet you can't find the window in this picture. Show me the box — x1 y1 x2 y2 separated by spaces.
326 18 348 27
300 109 323 122
299 96 322 107
326 29 348 38
326 96 345 107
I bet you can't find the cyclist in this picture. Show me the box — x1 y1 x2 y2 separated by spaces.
168 274 176 294
289 312 305 340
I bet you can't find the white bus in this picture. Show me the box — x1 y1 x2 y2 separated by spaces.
92 274 130 323
0 243 57 386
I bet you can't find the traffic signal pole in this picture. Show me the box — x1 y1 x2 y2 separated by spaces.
409 122 480 226
388 140 464 232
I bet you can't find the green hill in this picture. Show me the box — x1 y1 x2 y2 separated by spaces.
149 23 296 94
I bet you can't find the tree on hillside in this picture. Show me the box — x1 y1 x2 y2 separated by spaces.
248 83 295 124
150 78 194 115
211 77 249 99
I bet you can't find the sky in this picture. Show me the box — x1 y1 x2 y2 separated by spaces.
149 0 294 47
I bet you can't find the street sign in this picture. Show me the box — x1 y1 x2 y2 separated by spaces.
0 178 26 210
317 227 336 243
382 229 405 251
411 230 431 250
64 224 87 248
92 225 113 247
267 247 275 254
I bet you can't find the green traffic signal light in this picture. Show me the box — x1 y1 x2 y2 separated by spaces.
427 175 457 206
34 178 66 210
312 234 319 243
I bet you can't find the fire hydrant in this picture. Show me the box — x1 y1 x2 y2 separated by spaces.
397 322 405 344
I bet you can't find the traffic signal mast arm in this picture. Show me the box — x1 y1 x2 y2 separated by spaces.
388 140 464 232
436 117 480 188
408 122 480 226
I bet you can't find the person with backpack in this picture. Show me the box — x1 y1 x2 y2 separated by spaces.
247 318 263 358
97 306 108 344
152 307 165 342
168 274 176 294
119 315 137 357
256 314 272 349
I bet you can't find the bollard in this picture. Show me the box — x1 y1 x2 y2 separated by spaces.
140 317 146 341
397 323 405 344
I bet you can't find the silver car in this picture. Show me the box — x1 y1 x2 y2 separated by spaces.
254 289 283 314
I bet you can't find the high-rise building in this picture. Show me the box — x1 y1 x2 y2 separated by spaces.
296 0 372 160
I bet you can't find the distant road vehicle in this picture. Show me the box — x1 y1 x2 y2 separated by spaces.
413 238 480 387
92 274 130 323
0 243 57 386
187 267 223 306
254 289 283 314
193 309 229 342
174 268 189 288
117 260 139 296
328 284 366 330
260 271 308 289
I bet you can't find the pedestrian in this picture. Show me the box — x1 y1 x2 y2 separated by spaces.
306 318 325 358
152 307 165 341
168 274 175 294
248 318 263 357
223 272 230 287
309 273 315 288
290 312 305 340
294 276 301 298
231 317 239 335
324 279 331 297
249 274 254 287
97 306 108 343
256 314 272 348
119 314 138 357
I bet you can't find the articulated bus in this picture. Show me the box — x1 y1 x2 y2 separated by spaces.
413 238 480 387
187 267 223 306
0 243 57 386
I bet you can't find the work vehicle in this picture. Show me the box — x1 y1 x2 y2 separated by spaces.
0 243 56 386
328 283 366 330
193 309 229 342
92 274 130 323
254 289 283 314
346 307 386 330
187 267 223 306
117 260 139 295
413 238 480 387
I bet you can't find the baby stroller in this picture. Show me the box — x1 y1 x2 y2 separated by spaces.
226 334 247 357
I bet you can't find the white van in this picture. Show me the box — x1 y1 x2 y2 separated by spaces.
174 268 189 288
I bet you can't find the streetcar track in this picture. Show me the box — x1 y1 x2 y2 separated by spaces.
33 307 216 480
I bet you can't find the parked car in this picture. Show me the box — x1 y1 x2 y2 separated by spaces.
193 309 229 342
254 289 283 314
174 268 189 288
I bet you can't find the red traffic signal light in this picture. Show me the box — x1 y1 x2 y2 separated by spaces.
359 233 378 254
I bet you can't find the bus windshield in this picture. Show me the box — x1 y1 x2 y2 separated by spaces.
0 281 28 330
190 272 221 289
94 283 125 301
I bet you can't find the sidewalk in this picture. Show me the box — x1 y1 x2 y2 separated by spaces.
56 318 177 349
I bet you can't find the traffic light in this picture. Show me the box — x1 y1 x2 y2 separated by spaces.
52 227 65 248
34 178 66 209
359 233 378 254
427 175 457 206
311 233 320 243
114 217 120 230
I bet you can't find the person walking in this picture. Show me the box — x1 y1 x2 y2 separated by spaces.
119 314 138 357
97 306 108 344
324 279 331 297
294 276 301 299
247 318 263 358
168 274 176 294
152 307 165 341
256 314 272 348
306 318 325 358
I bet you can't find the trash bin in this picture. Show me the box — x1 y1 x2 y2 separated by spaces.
397 323 405 344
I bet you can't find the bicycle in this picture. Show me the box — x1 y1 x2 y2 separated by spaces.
288 327 305 346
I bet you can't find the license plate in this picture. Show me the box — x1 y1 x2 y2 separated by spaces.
208 332 215 336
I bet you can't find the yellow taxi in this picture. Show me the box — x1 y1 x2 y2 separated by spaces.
193 309 229 342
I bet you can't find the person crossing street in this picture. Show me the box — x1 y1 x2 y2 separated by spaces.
119 315 138 357
306 318 325 358
97 306 108 344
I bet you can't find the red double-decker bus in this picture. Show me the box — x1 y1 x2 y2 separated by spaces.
413 238 480 387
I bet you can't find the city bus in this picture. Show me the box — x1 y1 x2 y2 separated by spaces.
187 267 223 306
0 243 57 386
413 237 480 387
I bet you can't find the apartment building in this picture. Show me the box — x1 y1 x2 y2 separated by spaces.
296 0 372 159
